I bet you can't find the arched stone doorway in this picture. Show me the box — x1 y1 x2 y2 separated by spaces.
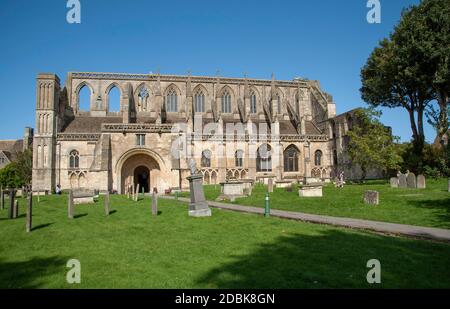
134 165 150 193
119 152 161 194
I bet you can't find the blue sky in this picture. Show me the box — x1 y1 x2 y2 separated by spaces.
1 0 434 142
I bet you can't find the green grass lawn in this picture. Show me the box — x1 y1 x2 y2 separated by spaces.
179 178 450 229
1 194 450 288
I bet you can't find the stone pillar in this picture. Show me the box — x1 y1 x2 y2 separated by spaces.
152 192 158 216
13 200 19 219
268 178 274 193
68 190 74 219
8 189 15 219
135 184 140 202
104 191 110 216
26 192 32 233
187 174 211 217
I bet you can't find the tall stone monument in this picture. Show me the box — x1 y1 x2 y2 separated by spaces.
8 189 15 219
68 190 74 219
104 191 110 216
26 192 32 233
186 158 211 217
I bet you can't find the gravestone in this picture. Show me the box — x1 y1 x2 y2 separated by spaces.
68 190 74 219
135 184 140 202
152 192 158 216
26 192 32 233
416 174 426 189
8 189 15 219
406 172 416 188
187 158 211 217
132 183 135 200
0 188 4 210
448 178 450 192
364 190 379 205
13 200 19 219
398 174 407 188
104 192 110 216
268 178 273 193
390 177 398 188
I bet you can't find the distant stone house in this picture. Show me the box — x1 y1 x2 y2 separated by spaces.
0 128 34 169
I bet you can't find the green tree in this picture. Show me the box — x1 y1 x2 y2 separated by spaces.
0 163 23 188
14 148 33 186
347 109 403 181
394 0 450 149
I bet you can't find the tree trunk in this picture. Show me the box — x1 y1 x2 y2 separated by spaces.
434 89 449 149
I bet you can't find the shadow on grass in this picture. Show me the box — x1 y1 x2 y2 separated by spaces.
32 222 54 231
407 198 450 228
0 256 68 288
196 229 450 289
109 210 117 215
74 213 88 219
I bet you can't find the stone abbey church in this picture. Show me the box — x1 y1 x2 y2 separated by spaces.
31 71 370 194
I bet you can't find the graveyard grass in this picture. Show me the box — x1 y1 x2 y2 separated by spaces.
195 178 450 229
1 194 450 288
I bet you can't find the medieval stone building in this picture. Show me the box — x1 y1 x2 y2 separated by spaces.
32 71 369 194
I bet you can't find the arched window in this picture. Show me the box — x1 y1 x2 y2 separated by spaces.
78 85 91 111
108 85 121 112
314 150 323 166
250 91 257 114
235 150 244 167
194 89 205 113
256 144 272 172
165 88 178 112
221 89 232 113
69 150 79 169
137 85 150 112
284 145 299 172
201 150 212 168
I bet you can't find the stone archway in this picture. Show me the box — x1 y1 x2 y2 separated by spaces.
119 153 161 194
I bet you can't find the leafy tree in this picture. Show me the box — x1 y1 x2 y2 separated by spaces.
347 109 403 181
14 148 33 186
394 0 450 149
0 163 23 188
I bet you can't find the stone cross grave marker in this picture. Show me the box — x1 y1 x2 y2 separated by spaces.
364 190 379 205
406 172 416 188
104 191 110 216
416 174 426 189
268 179 273 193
26 192 32 233
398 174 407 188
68 190 74 219
152 191 158 216
390 177 398 188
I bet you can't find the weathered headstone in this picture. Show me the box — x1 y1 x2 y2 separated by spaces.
131 183 135 200
187 158 211 217
104 191 110 216
390 177 398 188
152 192 158 216
448 178 450 193
364 190 379 205
68 190 74 219
0 187 4 210
416 174 426 189
406 172 416 188
8 189 15 219
398 174 407 188
135 184 140 202
13 200 19 219
268 179 273 193
26 192 32 232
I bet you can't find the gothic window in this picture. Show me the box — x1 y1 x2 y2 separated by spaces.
136 134 145 146
137 86 150 112
235 150 244 168
256 144 272 172
78 84 91 111
284 145 299 172
69 150 79 169
201 150 212 168
108 85 121 112
165 88 178 112
314 150 323 166
250 91 257 113
194 89 205 113
221 89 232 113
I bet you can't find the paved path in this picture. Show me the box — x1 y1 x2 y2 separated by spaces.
161 195 450 242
